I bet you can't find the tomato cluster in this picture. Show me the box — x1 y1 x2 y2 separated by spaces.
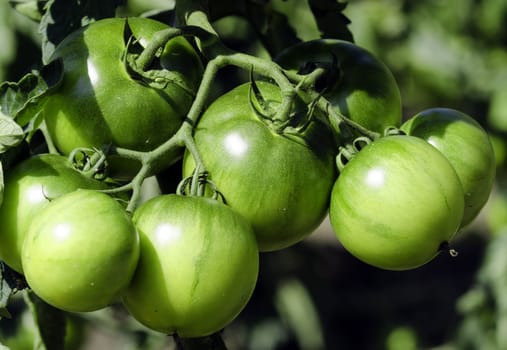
0 15 496 340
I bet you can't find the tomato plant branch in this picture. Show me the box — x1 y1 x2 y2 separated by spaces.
38 121 59 155
134 26 186 70
176 0 297 128
307 90 381 141
285 70 382 141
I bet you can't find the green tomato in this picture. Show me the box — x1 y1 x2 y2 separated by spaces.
0 154 107 273
401 108 496 227
122 194 258 337
22 189 139 312
181 81 336 251
42 17 203 178
275 39 402 134
330 135 464 270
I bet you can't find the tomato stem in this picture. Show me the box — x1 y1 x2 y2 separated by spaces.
134 27 185 71
106 121 207 211
285 70 382 141
439 241 459 257
310 91 381 141
38 121 59 155
176 0 297 127
67 147 108 180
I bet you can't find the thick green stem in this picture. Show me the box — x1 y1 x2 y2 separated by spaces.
175 0 295 126
39 121 59 155
134 27 185 70
303 89 381 141
285 66 382 141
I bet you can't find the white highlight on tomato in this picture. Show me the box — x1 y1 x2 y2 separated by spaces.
224 132 248 157
154 223 182 246
54 223 72 241
87 59 99 85
26 185 46 204
366 167 385 188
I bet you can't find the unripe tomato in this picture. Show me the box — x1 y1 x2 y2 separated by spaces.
123 194 259 337
330 135 464 270
275 39 402 134
22 190 139 312
401 108 496 227
182 81 336 251
0 154 107 273
42 17 203 178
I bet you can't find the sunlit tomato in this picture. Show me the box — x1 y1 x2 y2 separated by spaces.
181 81 336 251
123 194 258 337
330 135 464 270
401 108 496 227
0 154 107 273
22 190 139 312
42 17 203 179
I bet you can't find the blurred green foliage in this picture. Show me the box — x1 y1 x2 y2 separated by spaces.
346 0 507 120
1 0 507 349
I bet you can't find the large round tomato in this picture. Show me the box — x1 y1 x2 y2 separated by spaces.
329 135 465 270
42 17 203 178
0 154 107 273
275 39 402 134
22 189 139 312
181 81 336 251
401 108 496 227
122 194 258 337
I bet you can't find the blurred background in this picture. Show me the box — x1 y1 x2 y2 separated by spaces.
1 0 507 349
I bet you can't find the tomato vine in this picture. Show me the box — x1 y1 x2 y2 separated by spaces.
0 0 497 349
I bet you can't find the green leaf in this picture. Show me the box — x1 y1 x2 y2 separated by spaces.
0 141 30 174
123 21 196 97
9 0 47 21
39 0 127 64
0 114 23 153
269 0 321 42
308 0 353 42
0 264 13 319
25 291 66 350
244 1 301 57
0 262 26 320
0 60 62 130
248 76 278 122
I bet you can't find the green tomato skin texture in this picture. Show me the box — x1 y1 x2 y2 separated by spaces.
123 194 259 337
0 154 107 273
42 17 203 176
181 81 336 251
401 108 496 228
329 136 465 270
22 190 139 312
275 39 402 134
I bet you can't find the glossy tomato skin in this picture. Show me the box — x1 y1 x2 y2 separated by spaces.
275 39 402 134
0 154 107 273
182 81 336 251
43 17 203 178
330 135 465 270
401 108 496 228
123 194 258 337
22 190 139 312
